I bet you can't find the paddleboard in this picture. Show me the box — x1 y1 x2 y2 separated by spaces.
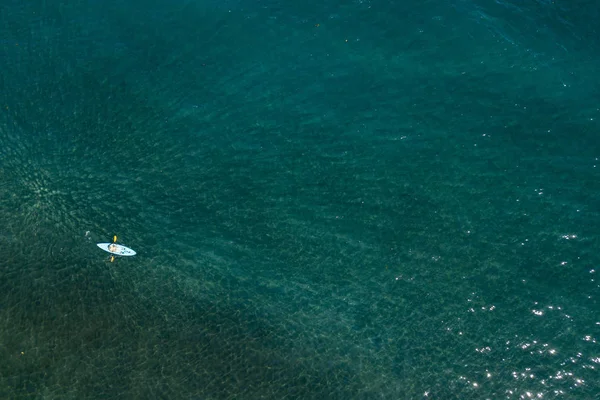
97 243 136 256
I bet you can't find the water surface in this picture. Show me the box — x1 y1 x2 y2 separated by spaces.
1 0 599 398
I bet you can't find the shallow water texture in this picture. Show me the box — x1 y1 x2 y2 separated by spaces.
1 0 599 398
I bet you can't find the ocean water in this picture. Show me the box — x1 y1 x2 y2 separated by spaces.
1 0 599 398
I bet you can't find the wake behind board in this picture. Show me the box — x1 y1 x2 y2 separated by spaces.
97 243 137 256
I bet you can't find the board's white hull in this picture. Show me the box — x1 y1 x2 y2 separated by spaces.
97 243 136 256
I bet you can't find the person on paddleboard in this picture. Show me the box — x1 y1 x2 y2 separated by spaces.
97 236 136 261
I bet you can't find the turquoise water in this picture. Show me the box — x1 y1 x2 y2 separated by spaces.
1 0 599 398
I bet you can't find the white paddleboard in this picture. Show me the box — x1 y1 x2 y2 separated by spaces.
97 243 137 256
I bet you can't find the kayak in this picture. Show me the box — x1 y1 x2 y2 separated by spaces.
97 242 136 256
